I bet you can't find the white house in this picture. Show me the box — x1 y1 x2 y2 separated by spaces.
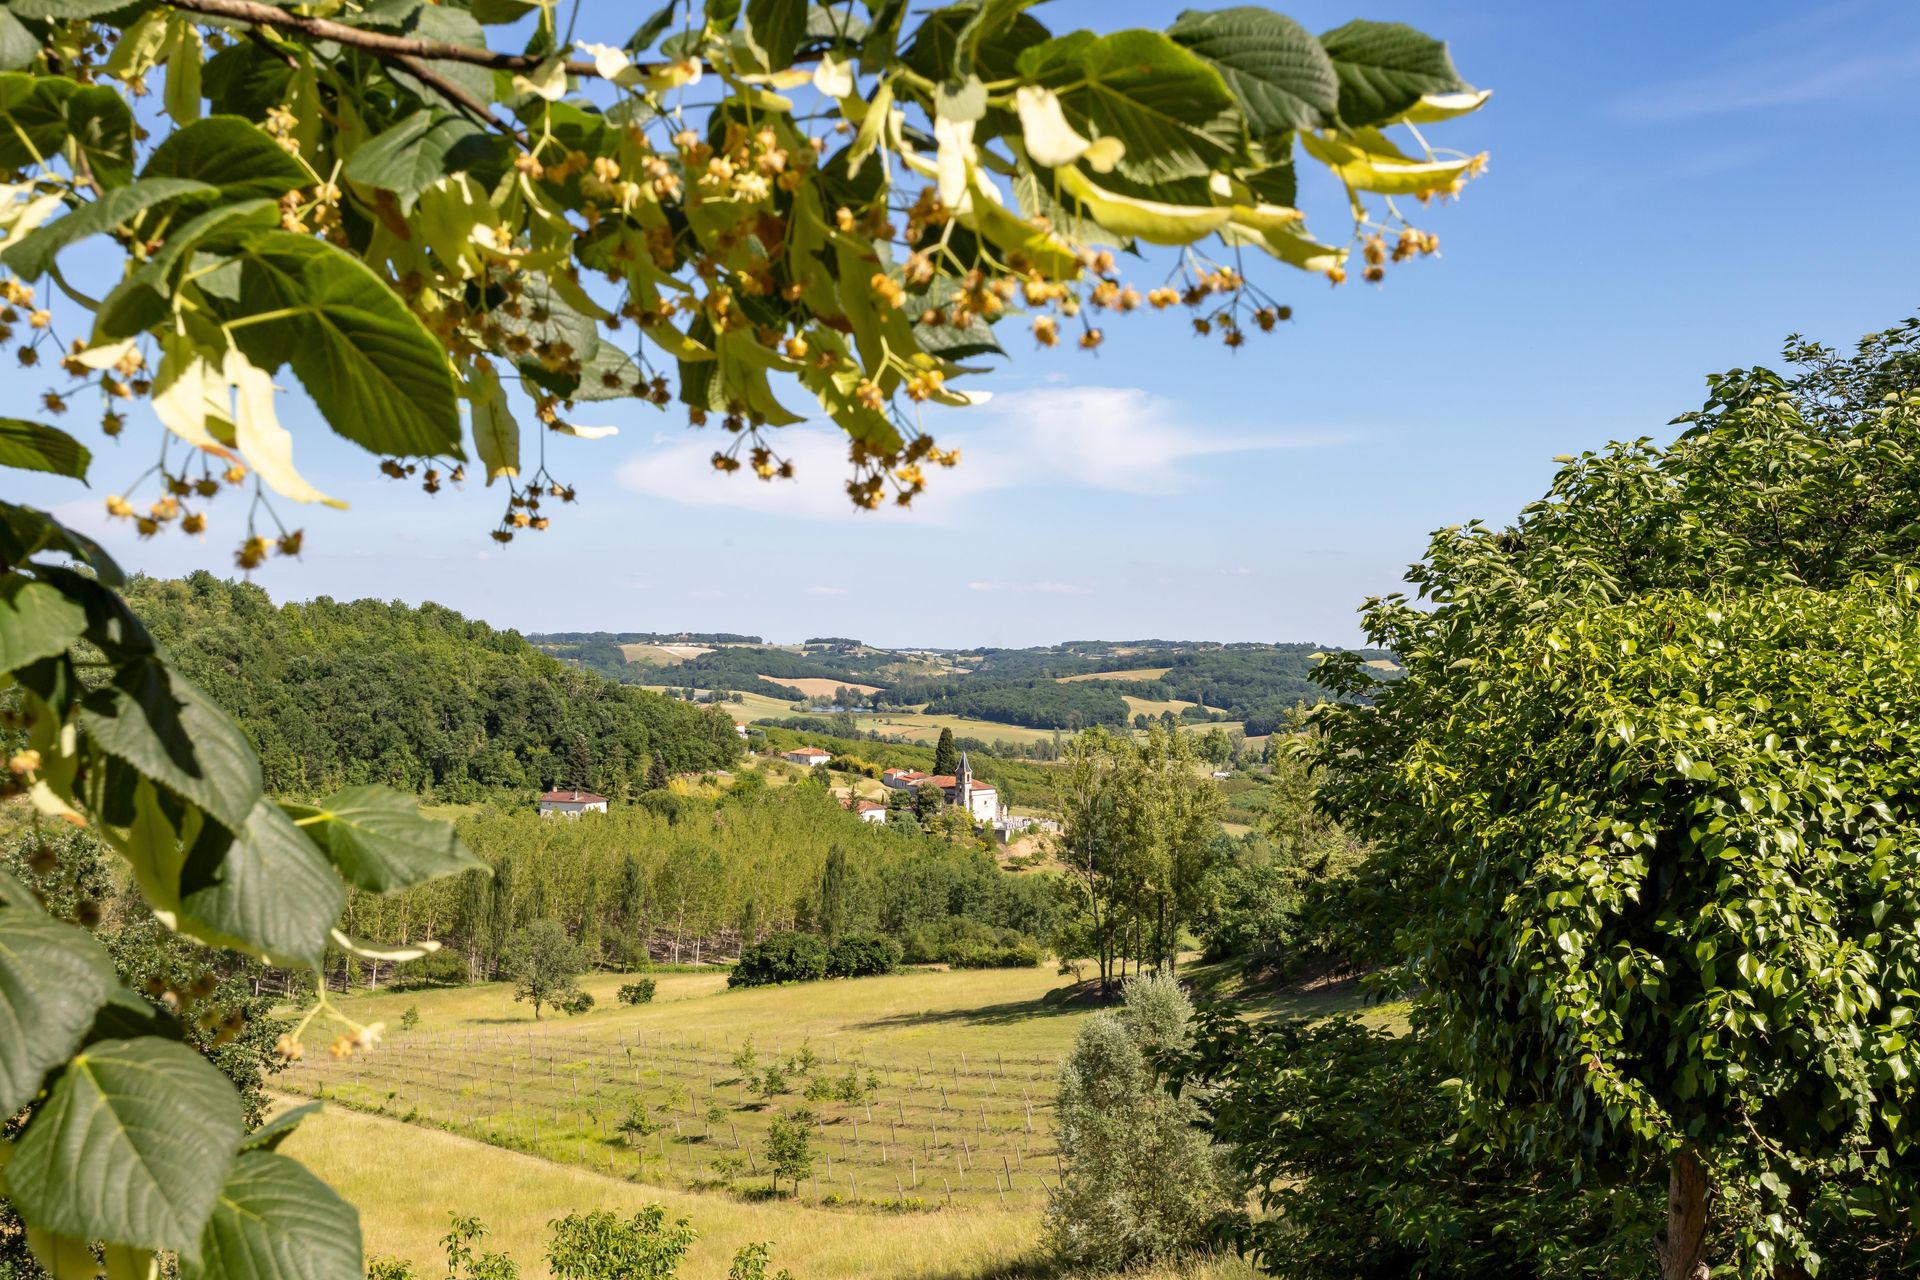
852 799 887 824
539 788 609 817
783 746 831 767
734 721 751 739
930 753 1000 823
882 768 931 789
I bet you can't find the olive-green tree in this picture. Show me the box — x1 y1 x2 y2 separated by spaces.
501 918 585 1019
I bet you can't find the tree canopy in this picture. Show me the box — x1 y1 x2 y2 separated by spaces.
1306 321 1920 1277
0 2 1493 1276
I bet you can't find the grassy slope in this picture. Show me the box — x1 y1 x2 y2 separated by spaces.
1056 667 1173 682
281 965 1380 1280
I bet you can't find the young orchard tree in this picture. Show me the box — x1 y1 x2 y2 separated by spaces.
501 918 585 1019
0 2 1491 1276
1308 321 1920 1278
763 1108 815 1198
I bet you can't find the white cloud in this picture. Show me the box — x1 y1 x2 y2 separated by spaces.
806 585 848 595
613 385 1346 521
1219 565 1253 577
967 580 1091 595
1610 43 1920 123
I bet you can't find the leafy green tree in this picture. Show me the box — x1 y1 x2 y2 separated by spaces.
764 1110 815 1198
1047 972 1228 1269
502 919 585 1019
1309 321 1920 1278
933 729 959 778
817 844 848 940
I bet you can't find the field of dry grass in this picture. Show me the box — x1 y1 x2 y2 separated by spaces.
764 676 884 698
1056 667 1173 682
280 966 1386 1279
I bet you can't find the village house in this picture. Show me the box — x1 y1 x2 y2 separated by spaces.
538 788 608 817
924 753 1000 823
881 768 931 789
733 721 750 739
851 799 887 824
782 746 831 767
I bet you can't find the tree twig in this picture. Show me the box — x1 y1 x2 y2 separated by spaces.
390 55 527 145
161 0 603 78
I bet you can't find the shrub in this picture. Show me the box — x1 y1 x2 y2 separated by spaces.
545 1206 695 1280
729 932 829 987
1046 973 1227 1270
618 978 658 1005
826 932 902 978
558 990 595 1016
399 1003 421 1032
901 919 1042 969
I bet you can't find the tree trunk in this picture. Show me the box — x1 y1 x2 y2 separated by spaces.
1657 1150 1710 1280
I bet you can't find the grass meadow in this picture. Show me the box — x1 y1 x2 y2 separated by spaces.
279 965 1386 1279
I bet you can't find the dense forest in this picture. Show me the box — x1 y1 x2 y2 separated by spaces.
124 575 743 801
330 781 1061 987
528 633 1392 733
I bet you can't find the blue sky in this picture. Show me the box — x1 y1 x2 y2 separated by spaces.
16 1 1920 647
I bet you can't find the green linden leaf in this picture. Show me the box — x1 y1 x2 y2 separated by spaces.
1 177 212 281
392 4 495 104
341 110 508 215
0 573 87 673
1318 19 1468 129
0 418 89 481
744 0 808 70
238 1101 325 1154
1017 29 1243 185
8 0 131 17
0 502 124 586
285 784 484 893
139 115 308 204
1169 7 1339 138
218 230 463 460
181 1150 362 1280
78 657 263 834
173 796 347 969
0 72 129 179
9 1036 243 1259
0 905 119 1115
0 9 39 73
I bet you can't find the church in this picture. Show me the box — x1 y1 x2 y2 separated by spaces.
926 752 1001 824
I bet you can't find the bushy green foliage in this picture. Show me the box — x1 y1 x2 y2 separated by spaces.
900 918 1042 969
729 931 830 987
1047 973 1228 1269
124 574 741 800
618 978 657 1006
545 1207 695 1280
824 932 902 978
1175 1011 1657 1279
764 1110 816 1197
1308 321 1920 1276
501 920 585 1019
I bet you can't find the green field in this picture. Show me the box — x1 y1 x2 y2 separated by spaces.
277 965 1380 1279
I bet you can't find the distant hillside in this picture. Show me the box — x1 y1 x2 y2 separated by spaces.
127 575 743 801
528 632 1395 735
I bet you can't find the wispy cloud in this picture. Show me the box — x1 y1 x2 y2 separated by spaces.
967 580 1092 595
1610 43 1920 123
613 385 1347 522
806 585 848 595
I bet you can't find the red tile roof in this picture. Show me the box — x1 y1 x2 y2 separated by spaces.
854 800 886 812
540 789 608 803
785 746 831 757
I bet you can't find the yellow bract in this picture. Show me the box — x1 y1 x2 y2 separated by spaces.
1301 128 1479 196
1053 166 1229 245
223 349 347 509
